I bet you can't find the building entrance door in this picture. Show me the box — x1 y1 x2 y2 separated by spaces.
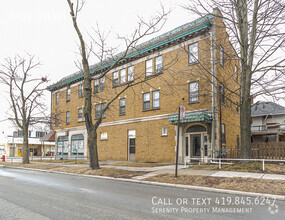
128 130 136 161
191 134 201 157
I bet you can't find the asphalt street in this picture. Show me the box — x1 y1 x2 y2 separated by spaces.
0 167 284 220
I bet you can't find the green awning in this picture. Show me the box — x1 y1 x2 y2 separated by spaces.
57 136 68 142
71 134 84 141
169 112 212 125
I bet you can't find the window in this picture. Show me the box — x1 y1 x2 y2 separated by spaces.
66 111 70 124
36 131 46 138
100 132 107 140
162 126 167 136
237 135 240 149
189 43 198 64
78 84 83 98
94 79 99 93
120 69 126 85
55 114 59 127
143 93 150 111
220 84 225 104
128 66 134 82
155 56 163 74
236 102 239 114
101 103 106 118
66 87 70 102
78 108 83 119
56 92 59 104
152 91 160 109
146 59 153 77
235 65 238 82
220 45 224 66
221 123 226 145
71 134 84 155
95 104 100 119
100 77 105 92
113 71 118 87
120 98 126 115
189 81 199 103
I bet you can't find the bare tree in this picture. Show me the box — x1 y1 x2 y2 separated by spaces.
0 55 48 164
183 0 285 159
66 0 169 169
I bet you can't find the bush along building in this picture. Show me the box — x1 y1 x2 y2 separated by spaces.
47 9 240 163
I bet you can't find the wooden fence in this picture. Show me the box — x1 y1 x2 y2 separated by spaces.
225 142 285 159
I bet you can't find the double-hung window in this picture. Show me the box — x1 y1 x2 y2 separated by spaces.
56 92 59 104
78 84 83 98
189 43 198 64
143 93 150 111
146 59 153 77
66 111 70 124
100 77 105 92
120 98 126 115
128 66 134 82
55 114 59 127
120 69 126 85
221 123 226 145
155 56 163 74
94 79 99 93
113 71 118 87
189 81 199 103
220 84 225 104
152 91 160 109
78 108 83 119
220 45 224 66
235 65 238 82
95 104 100 119
66 87 70 102
101 103 106 118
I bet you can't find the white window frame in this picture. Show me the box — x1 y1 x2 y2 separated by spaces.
189 81 199 103
78 108 83 119
66 87 70 102
143 93 150 111
95 104 100 119
100 132 108 140
100 77 105 91
189 43 198 64
128 66 134 82
120 98 126 115
220 45 224 66
113 71 118 87
56 92 59 104
66 111 70 124
94 79 99 93
78 84 83 98
101 103 106 118
120 69 126 85
146 59 153 77
162 126 167 136
152 91 160 109
155 56 163 74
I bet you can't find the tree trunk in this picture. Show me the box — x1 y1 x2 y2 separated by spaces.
22 124 30 164
88 128 100 169
240 85 252 159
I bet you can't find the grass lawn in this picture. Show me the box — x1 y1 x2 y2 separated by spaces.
0 162 147 178
188 162 285 174
105 161 173 167
144 174 285 195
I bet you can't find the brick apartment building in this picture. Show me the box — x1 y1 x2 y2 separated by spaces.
47 9 240 163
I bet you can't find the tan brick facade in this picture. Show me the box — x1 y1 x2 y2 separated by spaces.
48 9 240 163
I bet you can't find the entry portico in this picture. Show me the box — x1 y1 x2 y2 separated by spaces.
169 111 215 163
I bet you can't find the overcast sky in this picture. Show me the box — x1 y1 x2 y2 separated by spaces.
0 0 190 134
0 1 283 135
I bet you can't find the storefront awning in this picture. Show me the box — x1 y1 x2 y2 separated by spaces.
169 112 212 125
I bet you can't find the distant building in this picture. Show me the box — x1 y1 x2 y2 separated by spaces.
1 129 55 157
251 102 285 142
47 9 240 162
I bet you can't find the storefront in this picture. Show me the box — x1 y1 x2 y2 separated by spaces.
71 134 84 156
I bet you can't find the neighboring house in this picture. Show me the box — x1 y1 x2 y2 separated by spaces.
2 130 55 157
47 9 240 163
251 102 285 142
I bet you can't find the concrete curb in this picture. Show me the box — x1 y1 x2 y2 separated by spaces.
2 165 285 201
